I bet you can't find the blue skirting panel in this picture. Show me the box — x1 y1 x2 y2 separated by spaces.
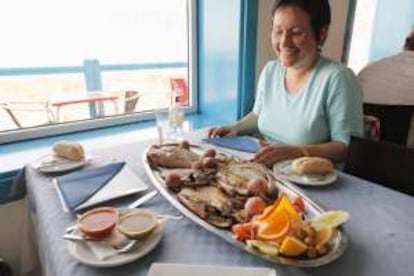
0 170 24 205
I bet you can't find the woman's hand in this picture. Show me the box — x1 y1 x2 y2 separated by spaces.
207 126 238 138
253 144 302 167
207 112 259 138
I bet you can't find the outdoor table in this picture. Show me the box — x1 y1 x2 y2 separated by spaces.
48 92 119 121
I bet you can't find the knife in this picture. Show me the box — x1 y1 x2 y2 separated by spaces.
127 190 158 209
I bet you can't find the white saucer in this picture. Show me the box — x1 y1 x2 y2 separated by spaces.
273 160 337 186
33 154 88 173
67 222 163 267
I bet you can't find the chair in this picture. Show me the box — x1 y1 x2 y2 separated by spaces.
344 136 414 196
0 101 56 128
363 103 413 145
363 114 380 141
123 90 140 113
114 90 140 114
170 78 188 105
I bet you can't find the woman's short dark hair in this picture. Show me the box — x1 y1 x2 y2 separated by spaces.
271 0 331 42
404 28 414 51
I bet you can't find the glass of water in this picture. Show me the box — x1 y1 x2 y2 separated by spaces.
156 107 184 145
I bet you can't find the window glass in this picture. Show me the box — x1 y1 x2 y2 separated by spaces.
0 0 191 140
347 0 377 73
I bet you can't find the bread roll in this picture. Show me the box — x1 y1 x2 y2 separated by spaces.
53 141 85 161
291 157 334 175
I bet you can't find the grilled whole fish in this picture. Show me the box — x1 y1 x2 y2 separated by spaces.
216 162 278 196
147 144 200 168
177 186 233 228
161 168 216 187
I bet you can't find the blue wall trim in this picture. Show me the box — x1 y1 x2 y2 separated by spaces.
198 0 240 123
197 0 258 123
237 0 258 119
197 0 257 124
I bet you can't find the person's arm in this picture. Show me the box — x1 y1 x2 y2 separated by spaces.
230 112 259 135
299 141 347 161
253 141 347 167
207 112 259 138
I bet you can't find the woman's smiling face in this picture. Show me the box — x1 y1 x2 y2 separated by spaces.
271 5 319 70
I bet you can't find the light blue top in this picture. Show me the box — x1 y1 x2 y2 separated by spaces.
252 56 363 145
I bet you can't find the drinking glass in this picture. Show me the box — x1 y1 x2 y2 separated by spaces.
156 108 184 144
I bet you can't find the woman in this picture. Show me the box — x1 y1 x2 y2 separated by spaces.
207 0 363 166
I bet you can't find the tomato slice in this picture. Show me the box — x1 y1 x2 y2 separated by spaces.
232 223 256 242
292 196 305 212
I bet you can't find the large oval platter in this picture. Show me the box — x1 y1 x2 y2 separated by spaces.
142 144 347 267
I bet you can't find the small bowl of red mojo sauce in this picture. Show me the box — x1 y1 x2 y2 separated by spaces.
79 207 119 239
117 209 158 239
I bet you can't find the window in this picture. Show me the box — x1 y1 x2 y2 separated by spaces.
347 0 378 73
0 0 196 143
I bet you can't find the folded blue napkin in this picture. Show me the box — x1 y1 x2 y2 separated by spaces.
202 136 260 153
56 162 125 211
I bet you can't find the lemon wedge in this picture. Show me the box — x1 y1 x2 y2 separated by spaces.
315 227 335 246
310 210 350 230
246 240 279 257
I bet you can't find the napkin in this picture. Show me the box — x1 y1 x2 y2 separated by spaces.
70 227 131 261
202 136 260 153
86 240 119 261
82 220 163 261
55 162 148 212
86 230 132 261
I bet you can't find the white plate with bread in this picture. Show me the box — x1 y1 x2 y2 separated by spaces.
33 140 88 173
273 157 337 186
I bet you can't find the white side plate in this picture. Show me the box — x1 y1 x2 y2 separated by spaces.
33 154 88 173
273 159 337 186
67 222 163 267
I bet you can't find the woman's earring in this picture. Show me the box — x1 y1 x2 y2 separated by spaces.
317 44 323 52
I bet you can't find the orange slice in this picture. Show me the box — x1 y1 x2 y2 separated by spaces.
257 194 302 232
256 210 291 241
315 227 335 246
279 236 308 257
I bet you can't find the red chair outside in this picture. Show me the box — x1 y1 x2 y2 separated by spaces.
170 78 189 106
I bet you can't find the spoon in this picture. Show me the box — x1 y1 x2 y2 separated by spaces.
113 239 138 253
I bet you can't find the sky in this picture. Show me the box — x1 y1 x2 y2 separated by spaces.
0 0 188 67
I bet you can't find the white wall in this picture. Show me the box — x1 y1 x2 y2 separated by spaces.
255 0 350 84
0 199 39 276
323 0 349 62
255 0 275 85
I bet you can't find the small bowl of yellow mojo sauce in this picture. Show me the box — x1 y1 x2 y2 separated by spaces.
117 209 158 239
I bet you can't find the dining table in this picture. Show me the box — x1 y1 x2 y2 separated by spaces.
23 130 414 276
